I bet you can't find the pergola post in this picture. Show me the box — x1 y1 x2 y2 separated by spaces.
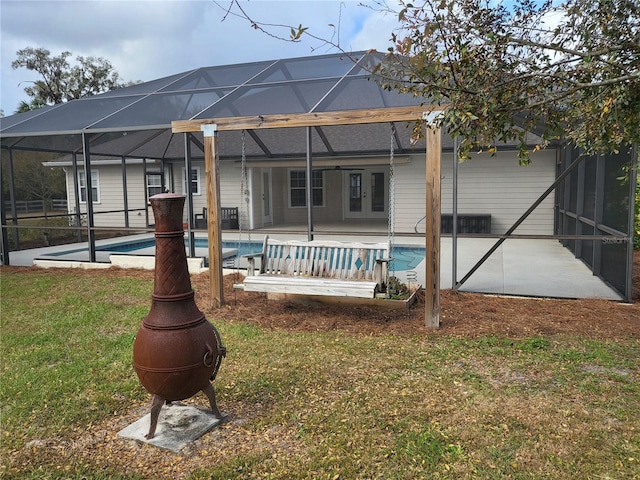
201 124 224 307
305 126 314 241
424 114 442 328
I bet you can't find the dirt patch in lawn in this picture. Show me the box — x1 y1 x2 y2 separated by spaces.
3 251 638 340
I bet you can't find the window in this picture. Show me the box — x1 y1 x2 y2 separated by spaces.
78 170 99 203
182 166 201 195
146 172 164 198
289 170 323 207
290 170 306 207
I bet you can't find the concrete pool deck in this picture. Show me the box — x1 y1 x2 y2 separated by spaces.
4 233 623 301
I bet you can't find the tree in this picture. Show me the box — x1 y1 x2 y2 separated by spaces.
218 0 639 166
11 47 126 112
16 98 48 114
375 0 640 165
1 150 65 207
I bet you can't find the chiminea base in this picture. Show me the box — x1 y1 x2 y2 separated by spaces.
118 402 228 452
146 382 223 439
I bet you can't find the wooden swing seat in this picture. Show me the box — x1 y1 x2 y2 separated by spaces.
234 236 390 298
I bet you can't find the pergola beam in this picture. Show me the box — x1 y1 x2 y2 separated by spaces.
172 106 442 133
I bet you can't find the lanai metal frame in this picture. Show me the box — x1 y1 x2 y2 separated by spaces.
1 50 636 316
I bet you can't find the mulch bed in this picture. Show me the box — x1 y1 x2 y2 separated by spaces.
4 251 638 340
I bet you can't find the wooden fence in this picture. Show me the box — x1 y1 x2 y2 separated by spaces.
2 199 67 213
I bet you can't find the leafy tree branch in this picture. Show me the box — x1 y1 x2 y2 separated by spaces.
11 47 131 113
377 0 639 164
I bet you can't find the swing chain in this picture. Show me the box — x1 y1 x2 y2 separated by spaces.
237 130 250 272
388 124 396 275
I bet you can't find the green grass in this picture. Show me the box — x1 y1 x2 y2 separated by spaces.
1 273 148 448
1 269 639 479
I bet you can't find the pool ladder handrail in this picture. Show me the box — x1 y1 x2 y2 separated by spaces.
414 215 426 234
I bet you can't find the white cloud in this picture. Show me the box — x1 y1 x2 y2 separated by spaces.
348 5 398 53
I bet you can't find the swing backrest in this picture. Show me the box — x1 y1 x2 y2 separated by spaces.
260 238 389 282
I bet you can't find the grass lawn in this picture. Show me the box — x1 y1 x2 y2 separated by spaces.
1 268 639 479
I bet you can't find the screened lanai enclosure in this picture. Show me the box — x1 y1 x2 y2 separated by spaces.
1 50 636 303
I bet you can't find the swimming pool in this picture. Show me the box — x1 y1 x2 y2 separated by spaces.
389 245 426 272
216 240 425 272
46 237 425 272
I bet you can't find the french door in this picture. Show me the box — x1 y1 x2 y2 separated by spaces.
261 169 272 226
343 169 387 219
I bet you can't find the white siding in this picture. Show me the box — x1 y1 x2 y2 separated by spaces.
395 150 557 235
181 160 247 228
62 149 557 235
66 164 150 228
174 160 206 220
271 168 287 225
219 161 244 227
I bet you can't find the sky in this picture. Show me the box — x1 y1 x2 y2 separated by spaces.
0 0 399 116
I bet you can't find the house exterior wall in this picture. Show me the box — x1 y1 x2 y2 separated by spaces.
219 161 244 225
394 149 557 235
245 167 344 228
62 149 557 235
271 168 287 226
65 163 151 228
178 160 245 225
171 161 205 220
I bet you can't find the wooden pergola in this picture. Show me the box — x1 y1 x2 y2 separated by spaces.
172 105 444 328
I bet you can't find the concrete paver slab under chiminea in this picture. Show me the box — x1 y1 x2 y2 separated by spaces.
118 402 228 452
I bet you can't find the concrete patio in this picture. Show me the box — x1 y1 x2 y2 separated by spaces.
4 232 623 301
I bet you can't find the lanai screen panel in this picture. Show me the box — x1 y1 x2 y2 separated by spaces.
0 104 57 130
262 54 364 81
314 76 420 112
98 71 197 98
160 62 276 91
1 95 146 135
1 50 417 158
223 127 332 158
2 133 84 154
195 80 339 119
558 146 635 301
601 151 633 295
90 89 232 129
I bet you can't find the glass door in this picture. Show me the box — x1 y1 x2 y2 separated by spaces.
261 169 272 226
349 173 363 215
343 169 387 219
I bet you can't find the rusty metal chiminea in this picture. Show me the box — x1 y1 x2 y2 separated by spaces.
133 193 226 439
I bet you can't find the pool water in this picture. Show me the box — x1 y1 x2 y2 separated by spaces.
220 241 425 272
91 238 425 272
389 246 426 272
97 240 155 252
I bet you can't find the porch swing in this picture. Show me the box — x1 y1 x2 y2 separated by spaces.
232 126 398 299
